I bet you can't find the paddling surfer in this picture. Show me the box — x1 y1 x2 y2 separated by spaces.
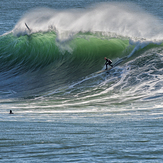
104 57 113 70
9 110 14 114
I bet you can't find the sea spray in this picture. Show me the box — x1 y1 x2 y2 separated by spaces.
12 2 163 40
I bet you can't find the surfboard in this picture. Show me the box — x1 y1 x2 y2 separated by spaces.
25 23 31 32
96 67 112 74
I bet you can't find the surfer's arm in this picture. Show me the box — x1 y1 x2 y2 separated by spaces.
105 60 108 65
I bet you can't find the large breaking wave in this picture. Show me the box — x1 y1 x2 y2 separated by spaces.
0 2 163 101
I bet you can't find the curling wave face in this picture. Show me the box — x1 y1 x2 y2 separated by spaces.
0 31 131 97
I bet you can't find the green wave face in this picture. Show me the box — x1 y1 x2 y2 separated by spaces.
2 31 163 98
0 32 59 72
0 32 130 74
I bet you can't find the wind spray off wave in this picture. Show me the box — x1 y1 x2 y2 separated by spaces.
13 2 163 40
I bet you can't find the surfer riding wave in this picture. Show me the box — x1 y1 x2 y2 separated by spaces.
104 57 113 70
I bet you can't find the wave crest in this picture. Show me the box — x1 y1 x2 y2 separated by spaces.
12 2 163 40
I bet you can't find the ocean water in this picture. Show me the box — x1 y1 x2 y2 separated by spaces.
0 0 163 162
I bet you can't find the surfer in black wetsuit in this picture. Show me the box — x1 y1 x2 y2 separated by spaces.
9 110 14 114
104 57 113 70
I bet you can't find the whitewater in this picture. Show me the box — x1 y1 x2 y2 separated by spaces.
0 0 163 162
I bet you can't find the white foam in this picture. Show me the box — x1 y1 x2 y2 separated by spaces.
12 2 163 40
